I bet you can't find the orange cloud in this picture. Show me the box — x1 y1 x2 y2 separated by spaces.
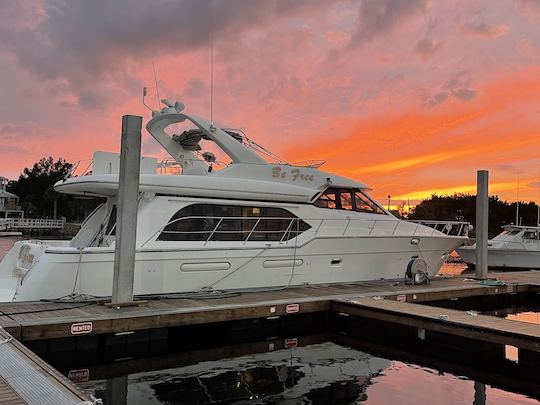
392 181 517 201
285 65 540 203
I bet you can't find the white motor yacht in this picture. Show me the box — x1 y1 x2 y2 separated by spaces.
0 100 469 302
457 225 540 269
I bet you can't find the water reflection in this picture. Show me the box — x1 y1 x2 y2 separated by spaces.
29 330 538 405
78 339 390 404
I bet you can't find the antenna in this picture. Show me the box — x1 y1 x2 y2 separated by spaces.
142 87 156 114
516 173 520 225
537 170 540 227
210 35 214 126
152 62 161 110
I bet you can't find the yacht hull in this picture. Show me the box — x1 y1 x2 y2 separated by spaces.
0 236 463 301
457 246 540 269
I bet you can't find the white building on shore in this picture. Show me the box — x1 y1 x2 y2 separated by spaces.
0 177 23 219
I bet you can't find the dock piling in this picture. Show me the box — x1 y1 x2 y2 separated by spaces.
475 170 489 280
111 115 142 305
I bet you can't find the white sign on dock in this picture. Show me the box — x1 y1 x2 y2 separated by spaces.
70 322 93 335
286 304 300 314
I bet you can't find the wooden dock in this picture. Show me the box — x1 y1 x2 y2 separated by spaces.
0 271 538 346
0 270 539 403
0 327 89 404
333 296 540 351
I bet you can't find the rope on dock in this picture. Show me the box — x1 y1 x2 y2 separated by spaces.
76 394 103 405
0 327 13 345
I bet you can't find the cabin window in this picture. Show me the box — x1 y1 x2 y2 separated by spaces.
353 191 385 214
157 204 310 242
314 188 386 214
339 189 354 211
523 231 538 240
314 189 338 209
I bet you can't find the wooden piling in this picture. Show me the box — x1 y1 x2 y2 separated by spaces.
111 115 142 305
475 170 489 280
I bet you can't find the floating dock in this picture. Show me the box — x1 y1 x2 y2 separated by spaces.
0 327 89 404
0 271 537 343
0 270 539 404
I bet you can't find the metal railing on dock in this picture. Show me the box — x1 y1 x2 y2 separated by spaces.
0 218 65 231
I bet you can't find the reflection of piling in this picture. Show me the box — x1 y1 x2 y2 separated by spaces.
105 375 128 405
111 115 142 305
473 381 486 405
475 170 488 280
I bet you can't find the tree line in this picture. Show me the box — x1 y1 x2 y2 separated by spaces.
7 157 101 221
408 194 539 237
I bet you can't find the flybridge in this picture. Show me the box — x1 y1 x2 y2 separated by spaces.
145 99 327 175
142 99 368 191
53 98 371 197
146 99 267 175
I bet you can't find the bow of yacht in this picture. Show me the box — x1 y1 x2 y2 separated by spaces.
0 100 469 302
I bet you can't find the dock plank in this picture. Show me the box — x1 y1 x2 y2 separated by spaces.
0 271 538 348
332 297 540 351
0 376 27 405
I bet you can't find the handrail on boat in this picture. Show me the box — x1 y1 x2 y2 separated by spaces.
139 216 470 248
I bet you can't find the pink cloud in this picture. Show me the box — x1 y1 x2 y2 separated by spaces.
349 0 429 46
0 0 539 208
462 21 509 39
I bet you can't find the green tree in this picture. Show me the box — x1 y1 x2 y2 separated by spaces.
8 157 72 218
409 193 540 238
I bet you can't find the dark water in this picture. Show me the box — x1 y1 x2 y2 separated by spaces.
49 337 539 405
1 237 538 404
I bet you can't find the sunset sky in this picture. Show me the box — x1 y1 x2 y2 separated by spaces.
1 0 540 208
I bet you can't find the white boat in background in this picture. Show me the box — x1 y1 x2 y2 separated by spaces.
0 99 469 302
457 225 540 269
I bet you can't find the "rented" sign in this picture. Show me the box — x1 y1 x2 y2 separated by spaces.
70 322 93 335
285 304 300 314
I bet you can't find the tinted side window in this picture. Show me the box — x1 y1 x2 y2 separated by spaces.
250 207 310 241
158 205 214 241
157 204 311 242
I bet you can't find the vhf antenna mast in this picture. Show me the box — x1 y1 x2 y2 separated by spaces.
210 34 214 127
152 61 161 110
143 63 165 116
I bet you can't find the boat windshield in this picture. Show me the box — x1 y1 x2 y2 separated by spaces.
314 188 386 214
523 231 539 240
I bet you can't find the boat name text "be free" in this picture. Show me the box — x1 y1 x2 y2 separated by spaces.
272 167 314 182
